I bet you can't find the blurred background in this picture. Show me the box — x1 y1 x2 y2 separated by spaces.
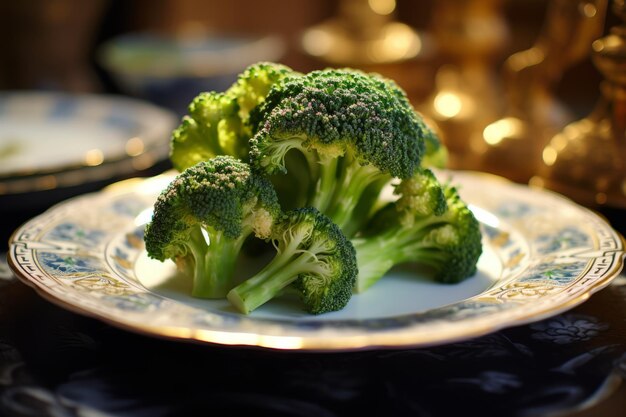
0 0 612 115
0 0 624 239
1 4 626 414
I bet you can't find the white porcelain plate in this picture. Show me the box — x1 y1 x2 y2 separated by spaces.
0 92 176 195
8 171 625 351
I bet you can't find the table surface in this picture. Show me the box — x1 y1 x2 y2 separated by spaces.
1 185 625 417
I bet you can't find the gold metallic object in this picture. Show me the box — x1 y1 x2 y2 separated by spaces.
536 0 626 208
419 0 509 170
300 0 427 66
478 0 607 184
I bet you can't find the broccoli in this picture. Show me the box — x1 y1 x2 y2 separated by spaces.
149 62 480 315
229 62 300 128
144 156 281 298
227 207 357 315
248 68 434 237
170 62 297 172
351 169 482 293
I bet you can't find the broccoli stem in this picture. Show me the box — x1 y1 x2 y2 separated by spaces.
227 249 317 314
351 220 444 292
188 227 247 298
310 156 338 212
341 177 391 238
258 137 304 171
324 159 386 235
351 236 395 293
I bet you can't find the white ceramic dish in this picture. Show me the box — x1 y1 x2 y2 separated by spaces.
96 32 286 115
0 92 177 196
98 32 286 80
8 171 624 351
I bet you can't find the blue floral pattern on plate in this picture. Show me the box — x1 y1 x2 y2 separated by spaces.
521 261 589 285
46 223 106 248
38 252 104 276
535 226 591 254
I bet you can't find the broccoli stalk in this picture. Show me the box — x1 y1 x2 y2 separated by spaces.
352 169 483 292
227 207 357 315
170 62 297 172
176 225 243 298
144 156 281 298
317 152 387 235
249 68 434 237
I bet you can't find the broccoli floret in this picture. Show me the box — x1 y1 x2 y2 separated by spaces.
170 62 297 171
351 169 482 292
170 92 245 171
227 207 357 315
229 62 301 128
144 156 281 298
249 68 430 237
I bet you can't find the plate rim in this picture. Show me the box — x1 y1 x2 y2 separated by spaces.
8 170 626 351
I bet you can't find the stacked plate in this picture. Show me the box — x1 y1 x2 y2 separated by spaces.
0 92 177 245
1 92 174 201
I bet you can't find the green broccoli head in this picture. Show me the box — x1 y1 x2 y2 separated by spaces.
288 207 357 314
170 92 246 171
250 68 424 177
229 61 300 123
227 207 357 315
144 155 281 298
352 169 482 292
426 185 482 283
394 168 447 218
170 62 297 172
248 68 431 235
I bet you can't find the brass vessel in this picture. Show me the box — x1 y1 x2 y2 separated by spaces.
536 0 626 209
419 0 509 170
479 0 607 184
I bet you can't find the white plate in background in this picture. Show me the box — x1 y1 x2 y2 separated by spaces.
0 92 177 195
